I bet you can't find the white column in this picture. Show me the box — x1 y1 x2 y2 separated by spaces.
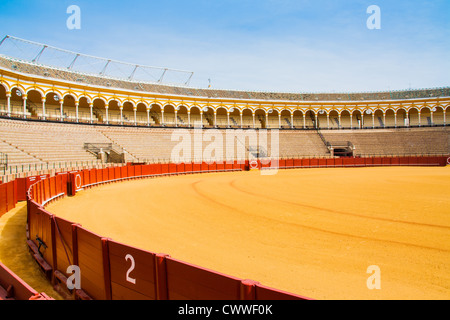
75 101 79 123
266 113 269 129
6 93 11 117
199 111 203 128
119 107 123 125
22 95 27 119
372 113 375 129
214 111 217 128
227 111 230 128
315 114 318 128
188 111 191 127
444 110 446 126
430 110 434 126
105 106 109 124
303 114 306 129
240 111 243 128
278 114 281 129
175 110 178 127
146 108 150 126
338 114 342 129
360 114 364 129
41 97 46 120
291 113 294 129
89 103 93 123
418 112 421 127
327 113 330 129
383 113 386 128
59 100 64 122
161 110 165 126
394 113 397 128
252 112 255 128
133 107 137 126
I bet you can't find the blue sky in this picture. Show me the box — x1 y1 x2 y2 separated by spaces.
0 0 448 92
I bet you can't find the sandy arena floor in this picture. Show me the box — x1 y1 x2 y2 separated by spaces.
2 166 450 300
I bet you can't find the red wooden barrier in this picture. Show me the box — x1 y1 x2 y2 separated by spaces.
89 169 97 185
0 184 7 217
165 257 242 300
128 165 135 178
161 163 169 175
53 216 74 280
108 240 157 300
114 166 121 180
135 165 142 177
0 261 45 300
286 159 294 168
120 166 127 179
96 169 103 184
75 226 108 300
185 162 193 173
302 158 310 167
169 163 177 174
216 162 225 171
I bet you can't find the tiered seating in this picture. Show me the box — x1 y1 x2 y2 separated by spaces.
322 128 449 156
0 120 108 165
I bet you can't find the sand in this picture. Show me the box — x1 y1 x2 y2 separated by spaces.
2 166 450 300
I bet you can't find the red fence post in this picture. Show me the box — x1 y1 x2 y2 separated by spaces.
154 253 170 300
240 279 259 300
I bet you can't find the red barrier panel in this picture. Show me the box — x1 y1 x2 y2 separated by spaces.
310 158 319 167
53 216 74 279
16 178 27 201
43 178 50 202
55 174 63 195
318 158 327 167
372 157 382 166
168 163 176 174
255 284 310 300
233 160 241 171
216 162 225 171
114 167 121 180
302 158 310 167
399 157 409 166
185 162 193 173
175 163 184 174
89 169 97 185
165 257 242 300
193 163 201 172
6 181 16 212
108 167 115 180
201 162 209 172
135 165 142 177
278 159 286 169
102 168 109 181
49 176 56 199
0 261 42 300
286 159 294 168
108 240 157 300
209 162 217 171
161 163 169 175
0 184 6 217
391 157 400 166
334 158 343 167
34 207 54 269
76 226 108 300
96 168 103 183
141 164 151 176
121 166 128 179
364 157 373 167
382 157 391 166
225 161 233 171
355 157 365 167
294 159 302 168
128 166 135 178
326 158 334 167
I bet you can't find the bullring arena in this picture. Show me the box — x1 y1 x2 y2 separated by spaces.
0 36 449 301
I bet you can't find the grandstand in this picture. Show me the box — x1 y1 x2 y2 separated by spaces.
0 36 449 301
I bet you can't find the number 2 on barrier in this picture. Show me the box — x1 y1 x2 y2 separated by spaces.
125 254 136 284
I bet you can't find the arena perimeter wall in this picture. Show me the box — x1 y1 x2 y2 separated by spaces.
1 155 448 300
